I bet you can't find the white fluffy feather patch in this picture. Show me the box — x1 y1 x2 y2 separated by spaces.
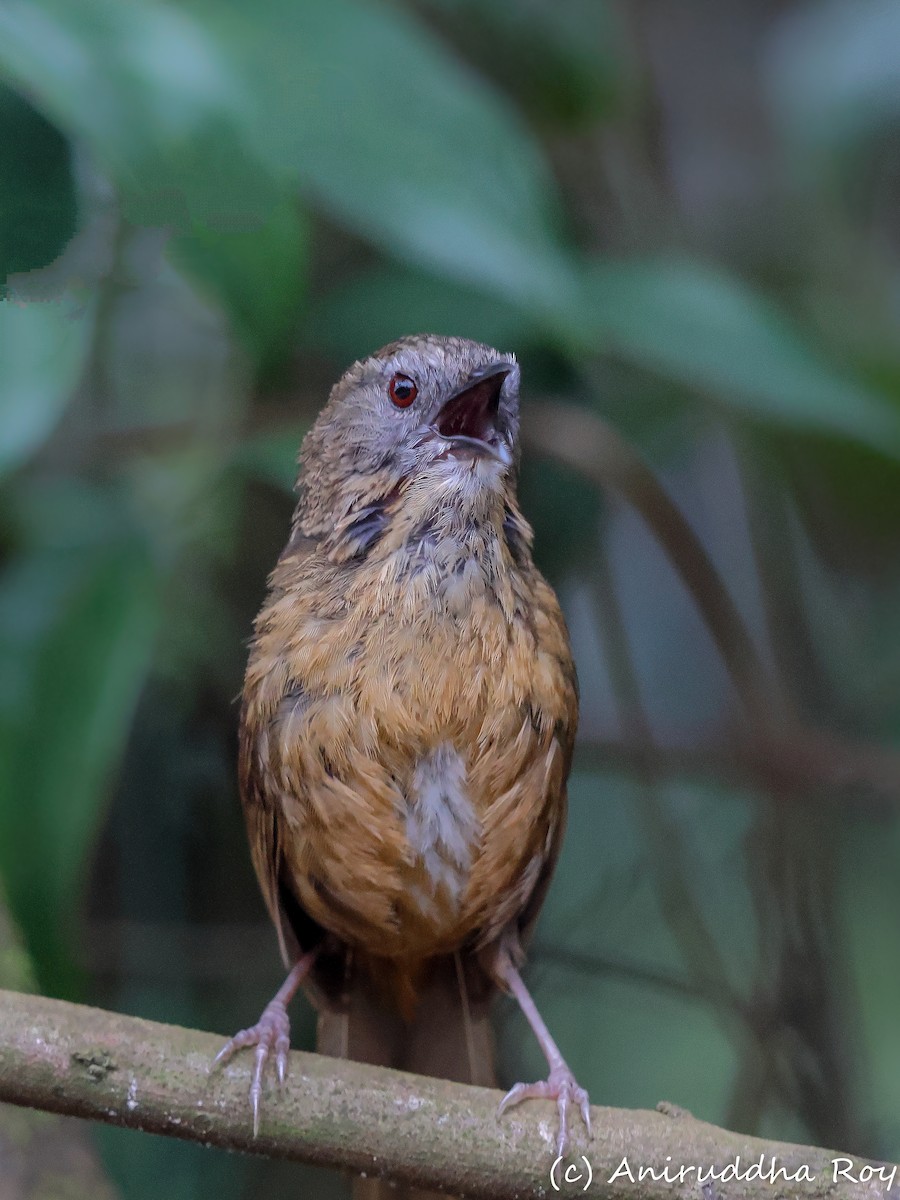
407 742 480 912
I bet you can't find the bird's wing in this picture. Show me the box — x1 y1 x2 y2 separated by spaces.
238 704 296 965
238 528 321 967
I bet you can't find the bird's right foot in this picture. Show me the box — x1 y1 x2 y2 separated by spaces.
499 1061 591 1159
213 997 292 1136
211 953 314 1135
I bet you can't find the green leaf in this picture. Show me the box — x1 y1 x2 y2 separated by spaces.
304 264 532 365
0 0 279 230
767 0 900 157
0 0 576 310
579 258 900 457
419 0 624 128
210 0 576 309
0 83 77 281
168 198 309 374
0 537 158 992
0 294 93 476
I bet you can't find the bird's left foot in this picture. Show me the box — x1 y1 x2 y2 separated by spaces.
498 1062 591 1159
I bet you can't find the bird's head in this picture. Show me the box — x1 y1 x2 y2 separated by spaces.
296 335 521 544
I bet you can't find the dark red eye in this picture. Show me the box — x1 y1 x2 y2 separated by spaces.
388 372 418 408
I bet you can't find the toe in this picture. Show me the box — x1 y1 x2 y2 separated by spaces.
210 1001 293 1135
275 1031 290 1087
249 1040 271 1136
578 1088 591 1134
498 1066 591 1157
213 1027 251 1068
555 1105 569 1158
213 1043 232 1069
498 1083 520 1115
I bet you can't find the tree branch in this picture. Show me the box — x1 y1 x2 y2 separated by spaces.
0 897 119 1200
0 988 894 1198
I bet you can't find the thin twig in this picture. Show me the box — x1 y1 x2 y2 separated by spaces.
522 403 779 723
576 731 900 805
586 545 746 1025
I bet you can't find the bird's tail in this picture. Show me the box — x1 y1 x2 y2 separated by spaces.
316 951 495 1200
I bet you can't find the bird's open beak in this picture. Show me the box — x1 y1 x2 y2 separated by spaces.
433 363 511 464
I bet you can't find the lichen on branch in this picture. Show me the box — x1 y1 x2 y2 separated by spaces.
0 988 893 1199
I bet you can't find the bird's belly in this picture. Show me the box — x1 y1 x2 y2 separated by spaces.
282 716 558 963
271 572 571 963
286 742 482 958
391 739 488 954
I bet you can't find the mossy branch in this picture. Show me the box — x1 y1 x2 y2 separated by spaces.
0 988 895 1198
0 898 119 1200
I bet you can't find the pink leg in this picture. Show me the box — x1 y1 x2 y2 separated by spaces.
496 954 591 1158
213 951 315 1135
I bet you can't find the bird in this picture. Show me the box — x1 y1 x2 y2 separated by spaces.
215 334 589 1194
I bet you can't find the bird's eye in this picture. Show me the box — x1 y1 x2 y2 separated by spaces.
388 373 418 408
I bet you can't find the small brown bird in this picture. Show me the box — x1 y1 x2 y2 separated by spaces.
217 335 589 1187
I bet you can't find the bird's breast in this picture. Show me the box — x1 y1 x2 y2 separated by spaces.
251 519 575 963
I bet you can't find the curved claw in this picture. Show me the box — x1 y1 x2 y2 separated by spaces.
497 1080 529 1116
498 1064 591 1159
212 999 291 1137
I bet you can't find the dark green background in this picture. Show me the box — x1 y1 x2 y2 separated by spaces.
1 0 899 1195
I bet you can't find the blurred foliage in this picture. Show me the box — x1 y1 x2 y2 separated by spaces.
1 0 900 1196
